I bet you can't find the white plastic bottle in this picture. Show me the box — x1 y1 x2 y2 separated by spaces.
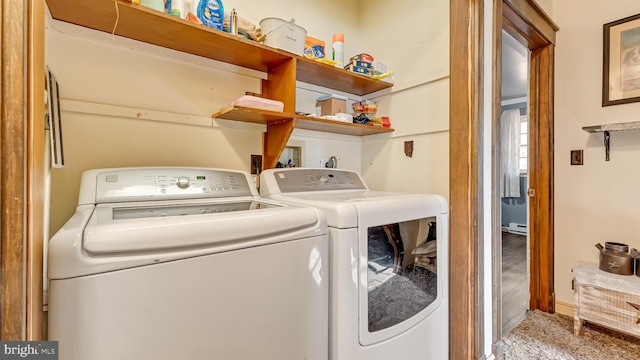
332 33 344 68
171 0 185 18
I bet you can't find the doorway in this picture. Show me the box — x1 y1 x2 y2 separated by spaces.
449 1 558 359
500 30 530 334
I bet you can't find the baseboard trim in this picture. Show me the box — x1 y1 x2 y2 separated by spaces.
555 299 574 317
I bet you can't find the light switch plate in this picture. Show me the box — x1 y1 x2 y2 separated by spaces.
570 150 583 165
251 154 262 174
404 141 414 158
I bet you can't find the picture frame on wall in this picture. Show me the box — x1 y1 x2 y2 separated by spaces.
603 13 640 106
45 66 65 169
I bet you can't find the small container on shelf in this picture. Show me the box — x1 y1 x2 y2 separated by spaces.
352 99 377 115
316 94 347 116
233 95 284 112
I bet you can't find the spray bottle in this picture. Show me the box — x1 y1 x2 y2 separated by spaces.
332 33 344 68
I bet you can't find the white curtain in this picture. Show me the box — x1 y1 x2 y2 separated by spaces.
501 109 521 198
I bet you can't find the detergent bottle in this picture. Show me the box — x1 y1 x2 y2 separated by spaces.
197 0 224 31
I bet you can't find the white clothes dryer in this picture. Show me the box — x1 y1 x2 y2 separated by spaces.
48 167 328 360
260 168 449 360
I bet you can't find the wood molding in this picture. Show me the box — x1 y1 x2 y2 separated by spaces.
528 44 555 313
503 0 558 46
491 0 504 346
555 300 574 318
27 0 46 340
450 0 482 358
1 0 27 340
499 0 556 319
0 0 45 340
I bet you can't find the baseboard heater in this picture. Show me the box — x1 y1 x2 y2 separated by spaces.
508 222 527 235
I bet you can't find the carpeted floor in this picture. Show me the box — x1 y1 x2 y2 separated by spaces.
503 310 640 359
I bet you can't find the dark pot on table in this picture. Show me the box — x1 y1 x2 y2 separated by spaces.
595 242 634 276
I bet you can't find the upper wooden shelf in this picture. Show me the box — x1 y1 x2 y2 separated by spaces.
212 106 394 136
582 121 640 133
46 0 393 96
295 56 392 95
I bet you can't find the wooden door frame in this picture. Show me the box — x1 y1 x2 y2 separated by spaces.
1 0 45 340
450 1 557 358
500 0 557 313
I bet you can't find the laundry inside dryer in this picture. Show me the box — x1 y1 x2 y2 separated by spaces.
367 218 438 332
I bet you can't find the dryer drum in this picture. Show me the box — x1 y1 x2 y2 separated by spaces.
367 223 438 333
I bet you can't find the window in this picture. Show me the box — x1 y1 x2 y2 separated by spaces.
519 116 528 172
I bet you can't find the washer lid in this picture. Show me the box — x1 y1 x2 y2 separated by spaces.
82 198 321 254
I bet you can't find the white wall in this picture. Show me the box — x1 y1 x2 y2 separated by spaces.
554 0 640 305
359 0 450 197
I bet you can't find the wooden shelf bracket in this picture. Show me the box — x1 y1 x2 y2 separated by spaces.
263 119 296 169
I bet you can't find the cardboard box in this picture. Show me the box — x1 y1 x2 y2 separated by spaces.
316 98 347 116
345 59 372 69
344 64 372 75
304 36 325 60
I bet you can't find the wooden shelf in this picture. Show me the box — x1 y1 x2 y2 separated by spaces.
295 56 392 96
582 121 640 133
212 106 296 124
46 0 395 169
46 0 292 73
213 106 394 136
294 115 394 136
46 0 393 96
582 121 640 161
212 106 392 168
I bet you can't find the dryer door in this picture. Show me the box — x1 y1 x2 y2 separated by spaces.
354 194 447 346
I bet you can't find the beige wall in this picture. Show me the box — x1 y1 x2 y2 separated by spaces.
47 0 451 236
535 0 554 18
224 0 364 61
359 0 450 197
554 0 640 304
46 0 368 236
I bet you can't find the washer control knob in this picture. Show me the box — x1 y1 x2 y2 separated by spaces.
176 176 191 189
319 175 329 183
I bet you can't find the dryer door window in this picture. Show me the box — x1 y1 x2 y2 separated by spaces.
366 218 438 332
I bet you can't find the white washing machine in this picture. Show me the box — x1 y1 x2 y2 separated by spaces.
260 168 449 360
48 167 328 360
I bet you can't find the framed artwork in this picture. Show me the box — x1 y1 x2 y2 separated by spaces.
603 13 640 106
46 66 65 168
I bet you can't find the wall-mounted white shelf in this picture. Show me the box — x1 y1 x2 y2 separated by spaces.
582 121 640 161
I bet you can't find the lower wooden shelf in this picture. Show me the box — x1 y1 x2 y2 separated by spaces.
212 106 394 136
294 115 394 136
212 106 394 168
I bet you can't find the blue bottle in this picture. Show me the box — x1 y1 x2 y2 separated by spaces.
197 0 224 31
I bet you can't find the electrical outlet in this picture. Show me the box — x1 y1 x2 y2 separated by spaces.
570 150 583 165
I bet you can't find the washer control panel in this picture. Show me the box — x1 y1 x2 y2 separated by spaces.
92 168 254 203
272 169 366 193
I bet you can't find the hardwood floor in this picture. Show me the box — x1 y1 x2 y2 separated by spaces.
502 232 528 333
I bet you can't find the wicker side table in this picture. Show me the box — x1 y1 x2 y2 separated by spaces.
572 262 640 338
